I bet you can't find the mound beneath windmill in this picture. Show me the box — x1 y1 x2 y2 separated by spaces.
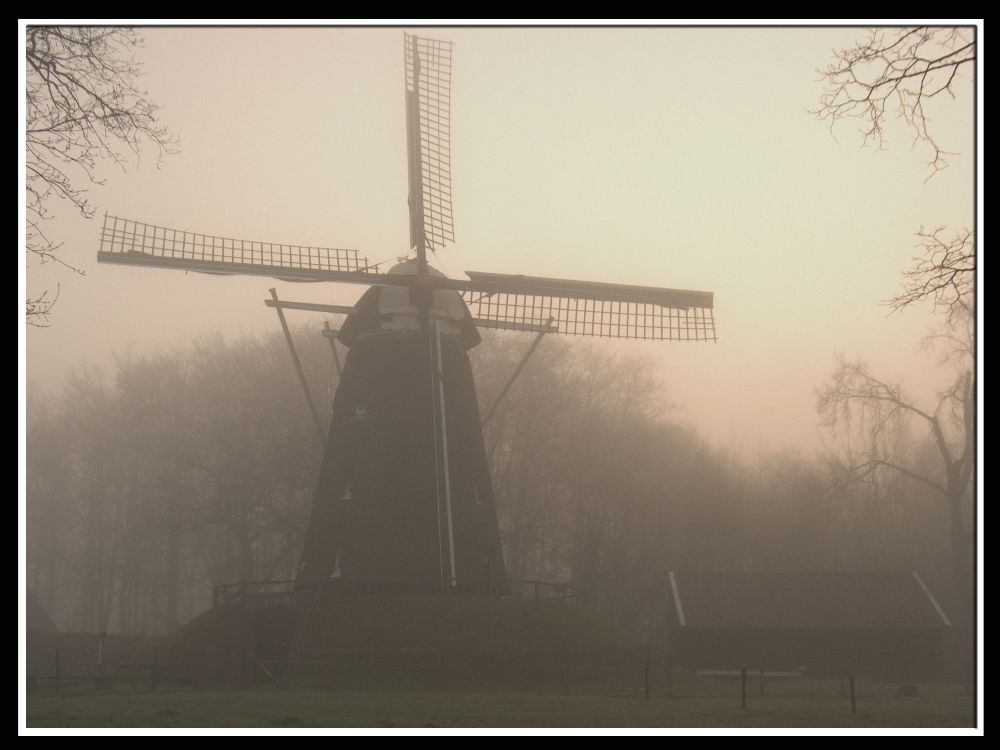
162 594 641 684
300 594 638 661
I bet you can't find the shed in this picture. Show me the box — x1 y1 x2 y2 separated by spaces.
666 571 950 677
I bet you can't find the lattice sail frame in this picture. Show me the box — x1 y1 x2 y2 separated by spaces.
463 292 715 341
98 215 375 280
461 272 716 342
405 34 455 253
97 216 714 341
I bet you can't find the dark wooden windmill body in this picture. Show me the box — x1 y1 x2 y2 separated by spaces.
97 34 716 596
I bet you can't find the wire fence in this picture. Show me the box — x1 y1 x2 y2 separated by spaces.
27 645 964 719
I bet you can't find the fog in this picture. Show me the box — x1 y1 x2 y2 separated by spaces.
24 26 974 455
21 24 979 730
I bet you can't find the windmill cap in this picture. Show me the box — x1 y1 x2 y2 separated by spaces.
386 258 446 278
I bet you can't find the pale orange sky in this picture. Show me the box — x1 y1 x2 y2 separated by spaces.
22 25 978 458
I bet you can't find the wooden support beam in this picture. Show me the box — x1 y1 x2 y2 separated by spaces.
268 289 327 447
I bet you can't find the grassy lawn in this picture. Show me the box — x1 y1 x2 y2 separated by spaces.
27 601 975 728
25 678 975 729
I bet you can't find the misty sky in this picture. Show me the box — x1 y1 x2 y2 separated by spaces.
22 25 977 457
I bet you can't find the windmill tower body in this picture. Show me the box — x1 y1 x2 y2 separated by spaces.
297 262 508 593
95 33 716 598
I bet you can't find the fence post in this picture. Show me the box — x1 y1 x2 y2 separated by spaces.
759 663 765 695
665 634 674 699
55 648 60 693
152 649 160 690
741 668 747 709
644 661 650 701
849 674 856 715
95 632 106 690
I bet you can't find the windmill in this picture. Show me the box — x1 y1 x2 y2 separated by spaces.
96 33 716 597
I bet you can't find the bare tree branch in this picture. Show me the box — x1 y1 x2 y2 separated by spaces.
813 26 975 178
26 285 61 328
887 225 975 323
24 26 178 324
837 457 948 498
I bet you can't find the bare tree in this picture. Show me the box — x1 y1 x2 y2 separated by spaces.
816 31 977 593
25 26 177 325
818 356 974 606
815 22 978 663
815 26 978 322
814 25 976 178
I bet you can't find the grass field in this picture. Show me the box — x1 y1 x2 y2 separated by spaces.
25 676 975 729
24 603 977 730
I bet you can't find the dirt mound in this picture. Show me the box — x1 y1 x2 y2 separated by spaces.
298 594 639 664
153 593 639 684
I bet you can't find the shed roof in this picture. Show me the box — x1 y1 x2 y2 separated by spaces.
668 571 950 629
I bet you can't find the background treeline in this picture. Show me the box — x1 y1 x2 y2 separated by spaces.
26 325 965 639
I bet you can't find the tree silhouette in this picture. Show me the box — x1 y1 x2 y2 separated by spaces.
25 26 177 325
814 26 976 178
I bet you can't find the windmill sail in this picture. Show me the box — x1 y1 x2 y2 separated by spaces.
262 270 717 341
405 33 455 255
460 271 716 341
97 215 379 284
101 216 715 341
